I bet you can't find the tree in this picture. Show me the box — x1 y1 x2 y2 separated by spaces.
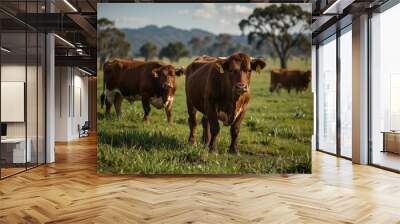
159 42 189 62
188 37 203 56
239 5 311 68
188 36 212 56
97 17 131 69
212 34 233 56
139 42 158 61
298 34 311 66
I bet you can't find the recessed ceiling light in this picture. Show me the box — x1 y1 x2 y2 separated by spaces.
1 47 11 53
63 0 78 12
78 67 93 76
54 34 75 48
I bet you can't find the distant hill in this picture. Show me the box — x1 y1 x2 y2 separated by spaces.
121 25 250 55
121 25 305 57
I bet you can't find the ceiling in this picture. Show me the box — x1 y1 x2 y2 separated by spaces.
0 0 98 74
311 0 390 43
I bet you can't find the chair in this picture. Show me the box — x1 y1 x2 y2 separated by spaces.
78 121 90 138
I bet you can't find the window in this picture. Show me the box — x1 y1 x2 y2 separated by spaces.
370 3 400 171
317 35 337 154
339 27 352 158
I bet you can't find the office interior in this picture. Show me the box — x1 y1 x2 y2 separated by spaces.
0 0 97 179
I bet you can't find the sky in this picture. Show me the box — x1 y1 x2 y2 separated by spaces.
98 3 311 35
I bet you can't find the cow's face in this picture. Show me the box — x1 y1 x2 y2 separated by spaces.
219 53 266 97
217 53 266 124
152 65 184 107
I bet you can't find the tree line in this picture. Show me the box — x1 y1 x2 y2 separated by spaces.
98 5 311 68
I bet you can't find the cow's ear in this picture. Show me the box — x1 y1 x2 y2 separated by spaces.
251 59 267 72
152 68 160 78
175 67 185 76
215 59 228 74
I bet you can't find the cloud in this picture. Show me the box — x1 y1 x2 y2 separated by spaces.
114 16 147 28
219 18 230 25
223 5 253 14
178 9 190 15
193 3 217 19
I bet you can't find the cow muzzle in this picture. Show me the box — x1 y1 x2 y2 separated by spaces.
162 82 173 89
234 83 249 95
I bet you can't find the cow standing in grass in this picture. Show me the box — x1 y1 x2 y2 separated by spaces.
101 58 184 123
270 69 311 93
185 53 266 154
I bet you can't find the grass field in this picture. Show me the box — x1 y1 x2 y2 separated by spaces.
97 57 313 174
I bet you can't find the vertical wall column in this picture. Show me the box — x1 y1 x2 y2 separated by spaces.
45 1 55 163
312 45 317 151
46 33 55 163
352 14 369 164
88 77 97 132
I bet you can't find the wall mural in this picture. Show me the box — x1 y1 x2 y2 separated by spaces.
97 3 313 174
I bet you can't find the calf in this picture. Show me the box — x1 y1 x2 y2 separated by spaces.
185 53 266 154
102 58 184 123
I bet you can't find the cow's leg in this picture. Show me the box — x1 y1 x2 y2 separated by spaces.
269 84 275 93
187 100 197 144
207 108 220 154
105 100 112 117
276 84 282 95
165 102 173 124
229 110 246 155
142 96 151 122
201 116 211 145
114 94 123 118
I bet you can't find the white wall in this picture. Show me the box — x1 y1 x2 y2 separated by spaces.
55 67 89 141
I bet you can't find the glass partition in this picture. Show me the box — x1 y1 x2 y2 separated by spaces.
0 1 46 179
1 31 28 177
317 35 337 154
370 3 400 171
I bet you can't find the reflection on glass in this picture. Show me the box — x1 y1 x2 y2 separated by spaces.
318 36 337 154
340 29 352 158
371 3 400 171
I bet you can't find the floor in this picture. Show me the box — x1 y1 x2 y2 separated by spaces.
1 163 43 178
372 150 400 171
0 136 400 223
0 167 26 178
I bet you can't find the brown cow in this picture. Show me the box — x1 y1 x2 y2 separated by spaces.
270 69 311 93
101 58 184 123
185 53 266 154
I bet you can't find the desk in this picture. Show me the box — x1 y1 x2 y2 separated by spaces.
1 138 31 163
382 131 400 154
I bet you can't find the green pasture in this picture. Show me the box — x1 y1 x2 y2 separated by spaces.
97 57 312 174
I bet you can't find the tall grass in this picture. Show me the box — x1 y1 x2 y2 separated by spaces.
97 57 312 174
